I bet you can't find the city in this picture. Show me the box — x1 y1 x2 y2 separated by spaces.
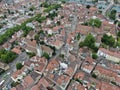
0 0 120 90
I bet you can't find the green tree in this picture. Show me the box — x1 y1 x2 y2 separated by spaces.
101 34 115 47
27 52 36 58
88 18 102 28
118 22 120 27
92 53 98 59
86 5 91 9
0 49 17 63
29 6 35 11
117 31 120 37
35 34 40 41
79 34 97 52
16 63 23 70
84 34 95 48
42 52 50 59
109 9 117 20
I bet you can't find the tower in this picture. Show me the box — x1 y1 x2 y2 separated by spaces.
36 43 42 57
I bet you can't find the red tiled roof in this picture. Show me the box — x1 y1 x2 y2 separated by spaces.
11 47 22 54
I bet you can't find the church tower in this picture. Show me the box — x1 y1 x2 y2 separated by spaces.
36 43 42 57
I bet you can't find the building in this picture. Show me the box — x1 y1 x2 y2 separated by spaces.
97 48 120 63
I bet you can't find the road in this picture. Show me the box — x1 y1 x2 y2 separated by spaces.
0 52 29 90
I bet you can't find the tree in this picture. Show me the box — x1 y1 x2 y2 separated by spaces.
79 34 97 52
88 18 102 28
86 5 91 9
118 22 120 27
16 63 23 70
27 52 36 58
92 73 97 78
0 49 17 63
47 87 54 90
79 42 85 47
11 82 19 87
35 34 40 41
60 0 66 3
42 52 50 59
101 34 115 47
117 31 120 37
84 34 95 48
92 53 98 59
40 2 49 8
29 6 35 11
76 33 80 40
109 9 117 20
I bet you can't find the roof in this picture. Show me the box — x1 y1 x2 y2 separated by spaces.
41 45 53 53
74 71 85 80
27 40 37 47
22 75 34 89
95 65 117 78
24 56 47 73
67 80 85 90
12 66 26 79
2 42 11 49
98 48 120 59
99 81 120 90
11 47 22 54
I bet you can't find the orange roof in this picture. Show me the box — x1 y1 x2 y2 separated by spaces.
95 65 117 77
26 39 37 48
12 66 26 79
11 47 21 54
22 75 34 89
31 85 39 90
46 59 59 71
74 71 85 80
100 82 120 90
